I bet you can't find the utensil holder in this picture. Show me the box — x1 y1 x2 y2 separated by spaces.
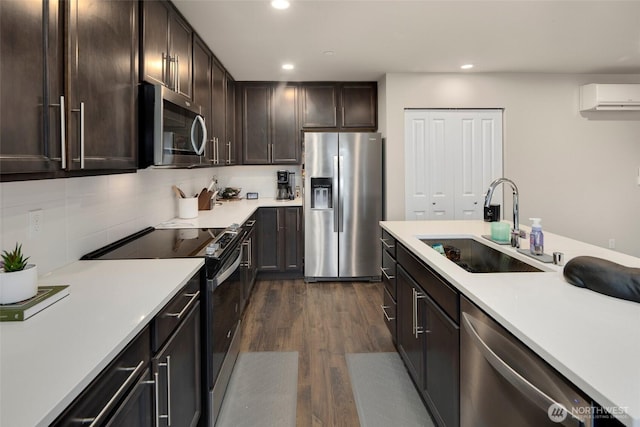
198 189 214 210
178 197 198 219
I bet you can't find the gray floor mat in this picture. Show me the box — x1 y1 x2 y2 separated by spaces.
346 352 434 427
216 351 298 427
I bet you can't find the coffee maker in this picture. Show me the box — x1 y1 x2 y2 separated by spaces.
276 170 295 200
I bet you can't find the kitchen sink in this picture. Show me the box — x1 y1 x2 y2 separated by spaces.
421 238 543 273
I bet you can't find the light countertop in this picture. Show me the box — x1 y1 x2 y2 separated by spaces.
380 220 640 427
156 197 302 229
0 258 203 427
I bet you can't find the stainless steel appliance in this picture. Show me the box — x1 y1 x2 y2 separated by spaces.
139 82 209 168
460 295 593 427
81 224 247 426
304 132 382 281
276 170 295 200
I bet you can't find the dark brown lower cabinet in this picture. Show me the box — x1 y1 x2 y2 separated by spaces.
256 207 303 276
397 258 460 427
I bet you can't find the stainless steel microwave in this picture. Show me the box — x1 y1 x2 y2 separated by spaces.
140 83 209 168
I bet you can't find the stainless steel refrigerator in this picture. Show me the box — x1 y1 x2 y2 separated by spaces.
304 132 382 281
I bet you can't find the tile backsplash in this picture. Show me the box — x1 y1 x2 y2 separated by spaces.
0 165 299 276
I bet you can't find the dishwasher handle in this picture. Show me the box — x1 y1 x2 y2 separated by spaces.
461 312 585 426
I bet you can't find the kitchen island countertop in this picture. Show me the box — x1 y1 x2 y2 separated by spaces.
157 197 302 229
381 220 640 427
0 258 203 427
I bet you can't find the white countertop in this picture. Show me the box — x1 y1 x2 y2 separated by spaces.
0 258 203 427
156 197 302 229
381 220 640 427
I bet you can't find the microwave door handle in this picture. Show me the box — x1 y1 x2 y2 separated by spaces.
190 115 206 155
461 312 585 426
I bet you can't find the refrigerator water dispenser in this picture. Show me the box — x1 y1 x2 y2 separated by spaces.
310 178 332 209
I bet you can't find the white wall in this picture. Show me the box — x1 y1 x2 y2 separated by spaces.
380 73 640 257
0 165 297 275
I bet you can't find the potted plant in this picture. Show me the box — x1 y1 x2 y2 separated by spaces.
0 243 38 304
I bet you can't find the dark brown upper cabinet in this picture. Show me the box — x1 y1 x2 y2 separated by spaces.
67 0 138 171
193 34 213 163
142 1 192 100
211 58 226 165
241 83 300 165
301 82 377 131
0 0 64 176
225 76 238 165
1 0 137 179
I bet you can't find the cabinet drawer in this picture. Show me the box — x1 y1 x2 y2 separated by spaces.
380 229 396 258
381 249 397 300
53 326 151 426
397 244 459 323
382 287 397 343
153 271 201 352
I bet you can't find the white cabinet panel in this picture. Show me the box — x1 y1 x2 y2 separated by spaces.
405 109 502 221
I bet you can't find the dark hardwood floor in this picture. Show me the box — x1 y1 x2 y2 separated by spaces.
239 279 396 426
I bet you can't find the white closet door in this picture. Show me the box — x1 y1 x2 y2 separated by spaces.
404 111 429 220
405 109 503 221
454 110 503 219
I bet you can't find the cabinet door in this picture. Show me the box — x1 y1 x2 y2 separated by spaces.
0 0 64 175
424 295 460 427
301 83 338 128
242 84 271 164
340 83 377 129
154 302 201 427
256 207 280 270
397 266 426 390
68 0 137 171
271 84 300 164
212 59 226 164
168 12 192 99
282 207 303 271
225 76 237 165
105 368 154 427
141 0 168 86
193 36 213 164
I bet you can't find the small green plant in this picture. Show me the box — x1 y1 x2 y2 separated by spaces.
1 243 30 273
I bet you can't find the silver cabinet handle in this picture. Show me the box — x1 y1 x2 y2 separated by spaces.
227 140 232 164
50 95 67 169
153 371 161 426
380 267 395 280
71 102 85 168
175 55 180 93
412 288 426 338
164 291 200 319
240 240 250 267
157 356 172 425
162 53 168 86
380 237 395 249
77 360 145 427
381 304 395 321
247 237 252 268
461 312 585 425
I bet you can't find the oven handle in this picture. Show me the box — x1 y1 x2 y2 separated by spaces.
208 249 242 290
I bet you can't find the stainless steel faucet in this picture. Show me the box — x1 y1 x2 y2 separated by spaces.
484 178 525 248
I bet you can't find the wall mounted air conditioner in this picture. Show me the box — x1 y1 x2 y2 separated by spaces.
580 84 640 111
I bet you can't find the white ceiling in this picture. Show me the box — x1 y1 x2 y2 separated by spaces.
172 0 640 81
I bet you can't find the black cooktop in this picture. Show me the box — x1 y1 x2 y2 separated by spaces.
81 227 226 260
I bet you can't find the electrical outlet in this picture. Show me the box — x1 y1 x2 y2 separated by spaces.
29 209 44 239
608 238 616 249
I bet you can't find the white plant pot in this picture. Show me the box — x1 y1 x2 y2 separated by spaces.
0 264 38 304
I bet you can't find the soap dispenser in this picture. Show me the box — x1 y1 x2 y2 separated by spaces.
529 218 544 255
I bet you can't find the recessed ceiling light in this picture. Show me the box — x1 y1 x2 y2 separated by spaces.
271 0 290 10
461 64 474 70
282 63 294 70
323 50 335 56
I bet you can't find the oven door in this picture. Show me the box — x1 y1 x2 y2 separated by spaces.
205 244 244 424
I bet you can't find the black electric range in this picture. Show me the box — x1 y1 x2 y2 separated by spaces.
81 224 248 426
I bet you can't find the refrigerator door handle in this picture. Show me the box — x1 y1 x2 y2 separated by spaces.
338 156 344 232
333 156 340 232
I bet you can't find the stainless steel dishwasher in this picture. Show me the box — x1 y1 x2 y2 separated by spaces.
460 296 592 427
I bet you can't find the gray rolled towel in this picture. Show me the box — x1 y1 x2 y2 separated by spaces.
563 256 640 303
